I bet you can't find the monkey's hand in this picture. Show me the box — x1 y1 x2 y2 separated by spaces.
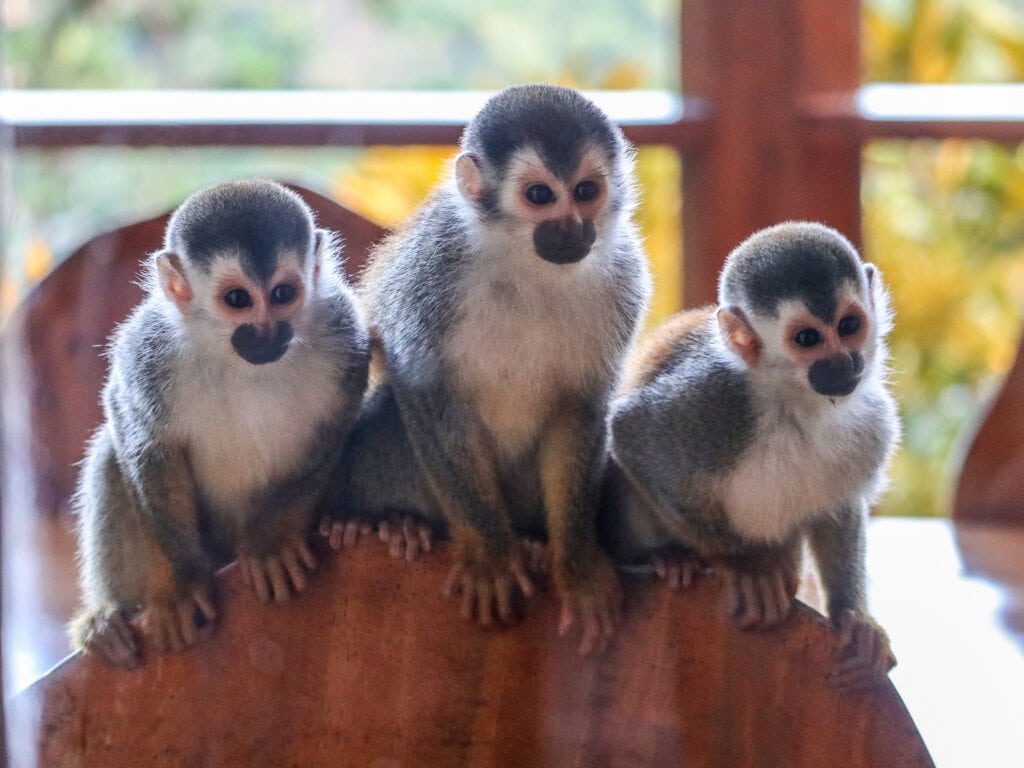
139 583 217 655
442 546 535 627
830 610 896 691
555 551 623 657
652 547 704 590
720 557 799 630
318 514 374 551
239 534 317 604
70 607 143 670
379 514 435 562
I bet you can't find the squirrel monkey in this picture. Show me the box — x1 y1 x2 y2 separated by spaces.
70 180 369 668
322 85 651 655
604 222 899 689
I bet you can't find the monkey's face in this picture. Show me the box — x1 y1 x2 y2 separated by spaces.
457 146 616 265
743 289 874 399
208 256 308 366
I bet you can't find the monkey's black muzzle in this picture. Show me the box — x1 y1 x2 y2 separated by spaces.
808 352 864 397
231 321 293 365
533 217 597 264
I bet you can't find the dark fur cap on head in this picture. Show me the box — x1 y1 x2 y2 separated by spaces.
460 84 627 180
718 221 865 323
165 180 315 282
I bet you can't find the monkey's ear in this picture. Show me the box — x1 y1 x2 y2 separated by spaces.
717 305 761 367
155 251 193 312
455 152 484 202
312 228 330 281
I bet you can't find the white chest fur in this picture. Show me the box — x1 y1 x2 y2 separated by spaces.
446 243 621 456
718 395 882 543
168 344 339 517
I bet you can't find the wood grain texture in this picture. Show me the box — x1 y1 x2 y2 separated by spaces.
14 543 934 768
6 185 385 517
953 327 1024 522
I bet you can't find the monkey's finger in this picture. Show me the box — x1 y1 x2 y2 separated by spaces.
476 580 495 627
835 609 857 650
239 558 252 588
510 561 535 598
558 601 576 638
734 574 763 629
417 524 433 554
342 521 361 548
578 607 602 657
760 573 786 627
109 611 140 656
266 558 291 603
653 556 668 581
378 519 393 542
93 629 139 669
460 576 476 620
442 562 464 598
775 569 793 621
388 530 405 559
250 564 273 604
291 535 317 570
192 588 218 623
495 580 516 625
176 601 198 647
832 663 884 692
723 570 742 618
318 516 333 539
281 547 308 593
403 517 421 562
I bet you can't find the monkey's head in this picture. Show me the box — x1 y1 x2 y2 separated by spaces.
454 84 635 265
154 180 330 366
715 222 891 399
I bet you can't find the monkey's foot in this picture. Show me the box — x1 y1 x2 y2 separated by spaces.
556 554 623 657
140 585 217 654
239 534 317 604
829 610 897 691
721 564 798 630
651 547 704 590
70 607 142 670
379 514 435 562
442 550 535 627
318 515 374 550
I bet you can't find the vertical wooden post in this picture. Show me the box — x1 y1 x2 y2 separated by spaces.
681 0 862 307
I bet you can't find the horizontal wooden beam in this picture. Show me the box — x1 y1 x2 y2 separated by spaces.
0 89 712 148
803 84 1024 142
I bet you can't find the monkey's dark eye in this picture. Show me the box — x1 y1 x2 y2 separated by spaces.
270 283 297 305
223 288 252 310
794 328 822 348
574 180 600 202
837 315 861 336
525 184 555 205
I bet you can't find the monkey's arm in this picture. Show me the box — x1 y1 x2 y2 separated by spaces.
807 502 896 689
242 346 370 603
118 443 218 653
394 379 534 625
542 398 622 655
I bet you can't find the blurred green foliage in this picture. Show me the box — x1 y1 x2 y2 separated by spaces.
862 0 1024 514
3 0 1024 516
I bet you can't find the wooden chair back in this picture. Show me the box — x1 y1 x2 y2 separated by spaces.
12 545 935 768
953 329 1024 521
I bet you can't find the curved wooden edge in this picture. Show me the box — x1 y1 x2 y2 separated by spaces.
5 183 385 517
12 542 934 768
953 328 1024 522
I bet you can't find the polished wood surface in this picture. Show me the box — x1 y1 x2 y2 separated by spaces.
7 185 385 517
11 541 932 768
953 325 1024 522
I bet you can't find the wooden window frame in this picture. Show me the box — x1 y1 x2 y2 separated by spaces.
2 0 1023 306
